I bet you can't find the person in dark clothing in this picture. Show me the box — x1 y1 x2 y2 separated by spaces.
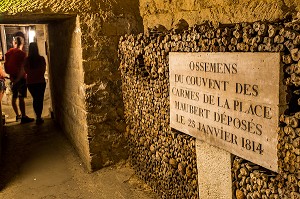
24 42 46 125
4 36 34 124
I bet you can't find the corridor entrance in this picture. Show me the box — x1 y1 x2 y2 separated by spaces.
0 14 91 171
0 24 52 121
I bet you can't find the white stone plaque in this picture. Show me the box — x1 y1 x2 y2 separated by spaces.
169 52 286 172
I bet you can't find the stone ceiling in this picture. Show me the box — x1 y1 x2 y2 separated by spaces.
0 13 75 24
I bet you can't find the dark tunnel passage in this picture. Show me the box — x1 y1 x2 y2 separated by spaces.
0 15 88 190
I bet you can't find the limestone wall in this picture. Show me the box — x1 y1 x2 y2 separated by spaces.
48 17 90 169
0 0 142 171
79 1 142 170
139 0 300 31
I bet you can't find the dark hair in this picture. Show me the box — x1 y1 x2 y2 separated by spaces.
14 31 25 39
27 42 41 68
13 36 24 48
28 42 39 57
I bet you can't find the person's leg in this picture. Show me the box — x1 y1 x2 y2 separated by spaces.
11 82 20 119
35 83 46 119
19 97 25 116
28 83 45 124
18 78 27 117
0 79 6 102
12 97 19 116
0 91 4 102
19 78 34 124
27 84 38 116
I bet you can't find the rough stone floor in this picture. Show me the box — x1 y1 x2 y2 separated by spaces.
0 105 157 199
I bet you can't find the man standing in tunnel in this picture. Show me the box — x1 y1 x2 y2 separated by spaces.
4 36 34 124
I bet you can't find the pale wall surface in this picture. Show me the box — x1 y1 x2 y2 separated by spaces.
196 140 232 199
139 0 300 31
48 17 90 169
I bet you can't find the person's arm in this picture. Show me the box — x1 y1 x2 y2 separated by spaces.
3 49 11 75
0 64 9 79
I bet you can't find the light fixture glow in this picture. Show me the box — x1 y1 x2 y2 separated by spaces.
29 29 36 43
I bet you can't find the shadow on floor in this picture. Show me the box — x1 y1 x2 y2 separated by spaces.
0 118 62 190
0 118 157 199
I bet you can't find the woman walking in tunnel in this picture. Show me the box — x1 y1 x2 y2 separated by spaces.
24 42 46 125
